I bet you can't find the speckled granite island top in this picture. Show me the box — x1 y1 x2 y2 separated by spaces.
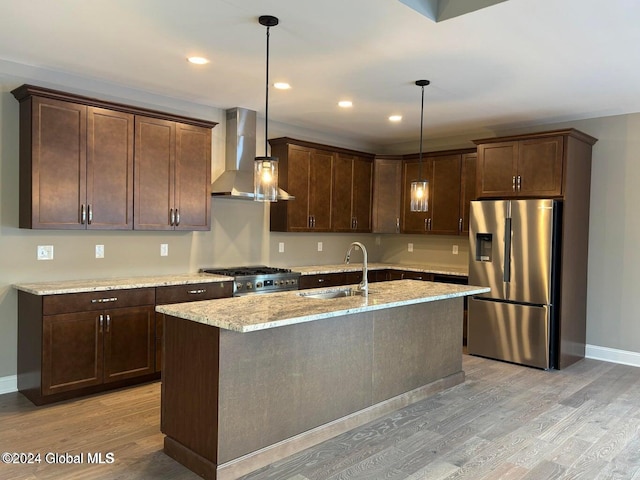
156 280 489 332
13 273 233 295
293 263 468 277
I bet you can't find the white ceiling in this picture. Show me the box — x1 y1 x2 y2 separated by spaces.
2 0 639 149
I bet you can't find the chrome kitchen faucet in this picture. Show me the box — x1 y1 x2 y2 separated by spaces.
344 242 368 296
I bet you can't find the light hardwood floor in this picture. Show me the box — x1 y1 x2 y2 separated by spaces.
2 355 640 480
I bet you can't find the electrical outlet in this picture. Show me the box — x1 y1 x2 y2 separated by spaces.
37 245 54 260
452 245 459 255
278 242 285 253
317 242 323 252
160 244 169 257
95 244 105 259
375 236 381 246
408 243 414 253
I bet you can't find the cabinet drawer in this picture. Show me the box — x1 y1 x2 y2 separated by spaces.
299 273 346 290
156 281 233 304
43 288 155 316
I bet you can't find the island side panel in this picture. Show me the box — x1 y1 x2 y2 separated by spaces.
162 314 220 475
216 313 374 464
372 298 463 403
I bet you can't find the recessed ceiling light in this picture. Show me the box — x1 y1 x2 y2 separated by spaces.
187 56 210 65
274 82 291 90
389 115 403 122
338 100 353 108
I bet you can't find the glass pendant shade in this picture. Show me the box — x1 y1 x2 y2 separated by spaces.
254 156 278 202
410 180 429 212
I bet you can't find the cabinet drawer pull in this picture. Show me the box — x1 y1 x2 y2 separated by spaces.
91 297 118 304
318 278 324 283
188 289 207 295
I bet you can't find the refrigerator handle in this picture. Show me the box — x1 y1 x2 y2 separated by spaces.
504 217 511 282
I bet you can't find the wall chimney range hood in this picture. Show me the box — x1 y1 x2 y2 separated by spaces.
211 107 293 200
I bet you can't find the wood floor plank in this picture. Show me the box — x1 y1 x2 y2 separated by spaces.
3 355 640 480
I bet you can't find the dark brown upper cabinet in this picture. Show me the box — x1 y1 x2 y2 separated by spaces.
269 138 374 233
12 85 216 231
474 130 596 199
402 149 475 236
460 152 477 235
269 140 334 232
332 153 372 232
134 118 212 230
372 156 403 234
13 95 134 229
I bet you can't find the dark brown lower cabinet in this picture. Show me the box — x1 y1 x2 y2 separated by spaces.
42 311 104 395
42 305 154 396
19 288 157 405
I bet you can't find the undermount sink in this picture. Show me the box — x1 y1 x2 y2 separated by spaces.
298 287 362 299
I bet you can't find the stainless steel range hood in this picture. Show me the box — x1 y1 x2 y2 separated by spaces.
211 107 293 200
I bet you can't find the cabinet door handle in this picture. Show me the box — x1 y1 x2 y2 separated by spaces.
88 204 93 225
175 208 180 226
517 175 522 192
99 314 104 333
459 218 463 232
80 204 86 224
512 175 517 192
188 289 207 295
428 218 432 231
396 217 400 233
424 218 428 231
106 314 111 333
170 208 175 226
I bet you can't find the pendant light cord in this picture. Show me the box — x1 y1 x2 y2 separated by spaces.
264 25 270 158
419 83 424 181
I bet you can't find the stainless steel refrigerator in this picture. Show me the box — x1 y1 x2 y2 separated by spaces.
468 199 562 369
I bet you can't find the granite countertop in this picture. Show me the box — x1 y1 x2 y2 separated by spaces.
13 263 468 296
292 263 468 277
156 280 489 333
13 273 233 296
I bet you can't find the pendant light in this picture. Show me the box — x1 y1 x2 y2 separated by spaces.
254 15 280 202
410 79 430 212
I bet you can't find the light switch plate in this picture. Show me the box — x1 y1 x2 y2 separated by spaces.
317 242 323 252
408 243 414 253
160 244 169 256
37 245 54 260
452 245 459 255
95 244 105 259
278 242 285 253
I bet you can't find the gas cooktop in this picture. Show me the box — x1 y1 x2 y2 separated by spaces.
200 266 301 296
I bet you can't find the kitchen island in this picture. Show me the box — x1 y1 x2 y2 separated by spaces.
156 280 489 480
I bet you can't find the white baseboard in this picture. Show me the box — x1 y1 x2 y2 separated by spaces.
0 375 17 395
586 344 640 368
